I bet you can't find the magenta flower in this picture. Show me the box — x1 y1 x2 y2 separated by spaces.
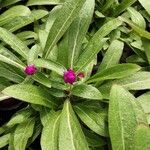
24 64 37 75
77 72 85 78
64 69 76 84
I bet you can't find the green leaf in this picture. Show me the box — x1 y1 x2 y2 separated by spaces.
33 72 52 88
142 38 150 64
109 85 137 150
13 118 35 150
75 18 122 71
0 54 25 70
0 67 24 83
4 10 48 32
41 111 61 150
43 0 86 58
28 45 40 64
27 0 63 6
138 0 150 15
59 99 89 150
99 71 150 99
0 27 29 58
6 108 34 127
1 0 21 7
0 5 31 26
68 0 95 68
33 58 66 76
133 125 150 150
2 84 58 108
74 104 108 136
72 84 102 100
0 134 10 148
137 91 150 114
127 7 146 29
119 16 150 40
87 64 141 83
97 40 124 71
113 0 136 16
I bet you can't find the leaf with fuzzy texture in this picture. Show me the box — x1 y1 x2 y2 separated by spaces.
59 99 89 150
43 0 86 58
72 84 102 100
2 84 58 108
41 111 61 150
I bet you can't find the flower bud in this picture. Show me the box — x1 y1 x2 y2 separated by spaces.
64 69 76 84
24 64 37 75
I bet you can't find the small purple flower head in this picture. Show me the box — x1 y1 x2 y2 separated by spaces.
64 69 76 84
24 64 37 75
77 72 85 78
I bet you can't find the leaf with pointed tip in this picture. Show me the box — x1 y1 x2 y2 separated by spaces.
72 84 102 100
0 27 29 58
0 5 31 26
59 100 89 150
88 64 141 83
68 0 95 68
98 40 124 72
0 134 10 148
138 0 150 15
75 18 122 71
2 84 58 108
99 71 150 99
74 104 108 136
43 0 86 58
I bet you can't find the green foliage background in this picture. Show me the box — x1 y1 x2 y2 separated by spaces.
0 0 150 150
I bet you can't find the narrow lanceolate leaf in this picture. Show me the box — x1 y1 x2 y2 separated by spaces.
74 105 108 136
0 5 31 26
0 54 25 70
59 99 89 150
75 18 122 72
127 7 146 29
33 58 66 76
2 84 58 108
0 134 10 148
109 85 137 150
87 64 141 83
41 111 61 150
72 84 102 100
0 67 24 83
4 10 48 33
13 118 35 150
98 40 124 72
68 0 95 68
113 0 136 16
99 71 150 99
119 16 150 40
43 0 86 58
0 27 29 58
27 0 63 6
133 125 150 150
138 0 150 15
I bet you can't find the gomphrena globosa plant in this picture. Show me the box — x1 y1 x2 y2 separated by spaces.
0 0 150 150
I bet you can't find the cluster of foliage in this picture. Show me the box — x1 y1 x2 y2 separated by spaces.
0 0 150 149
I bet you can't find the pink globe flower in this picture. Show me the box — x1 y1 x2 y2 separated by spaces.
64 69 76 84
24 64 37 75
